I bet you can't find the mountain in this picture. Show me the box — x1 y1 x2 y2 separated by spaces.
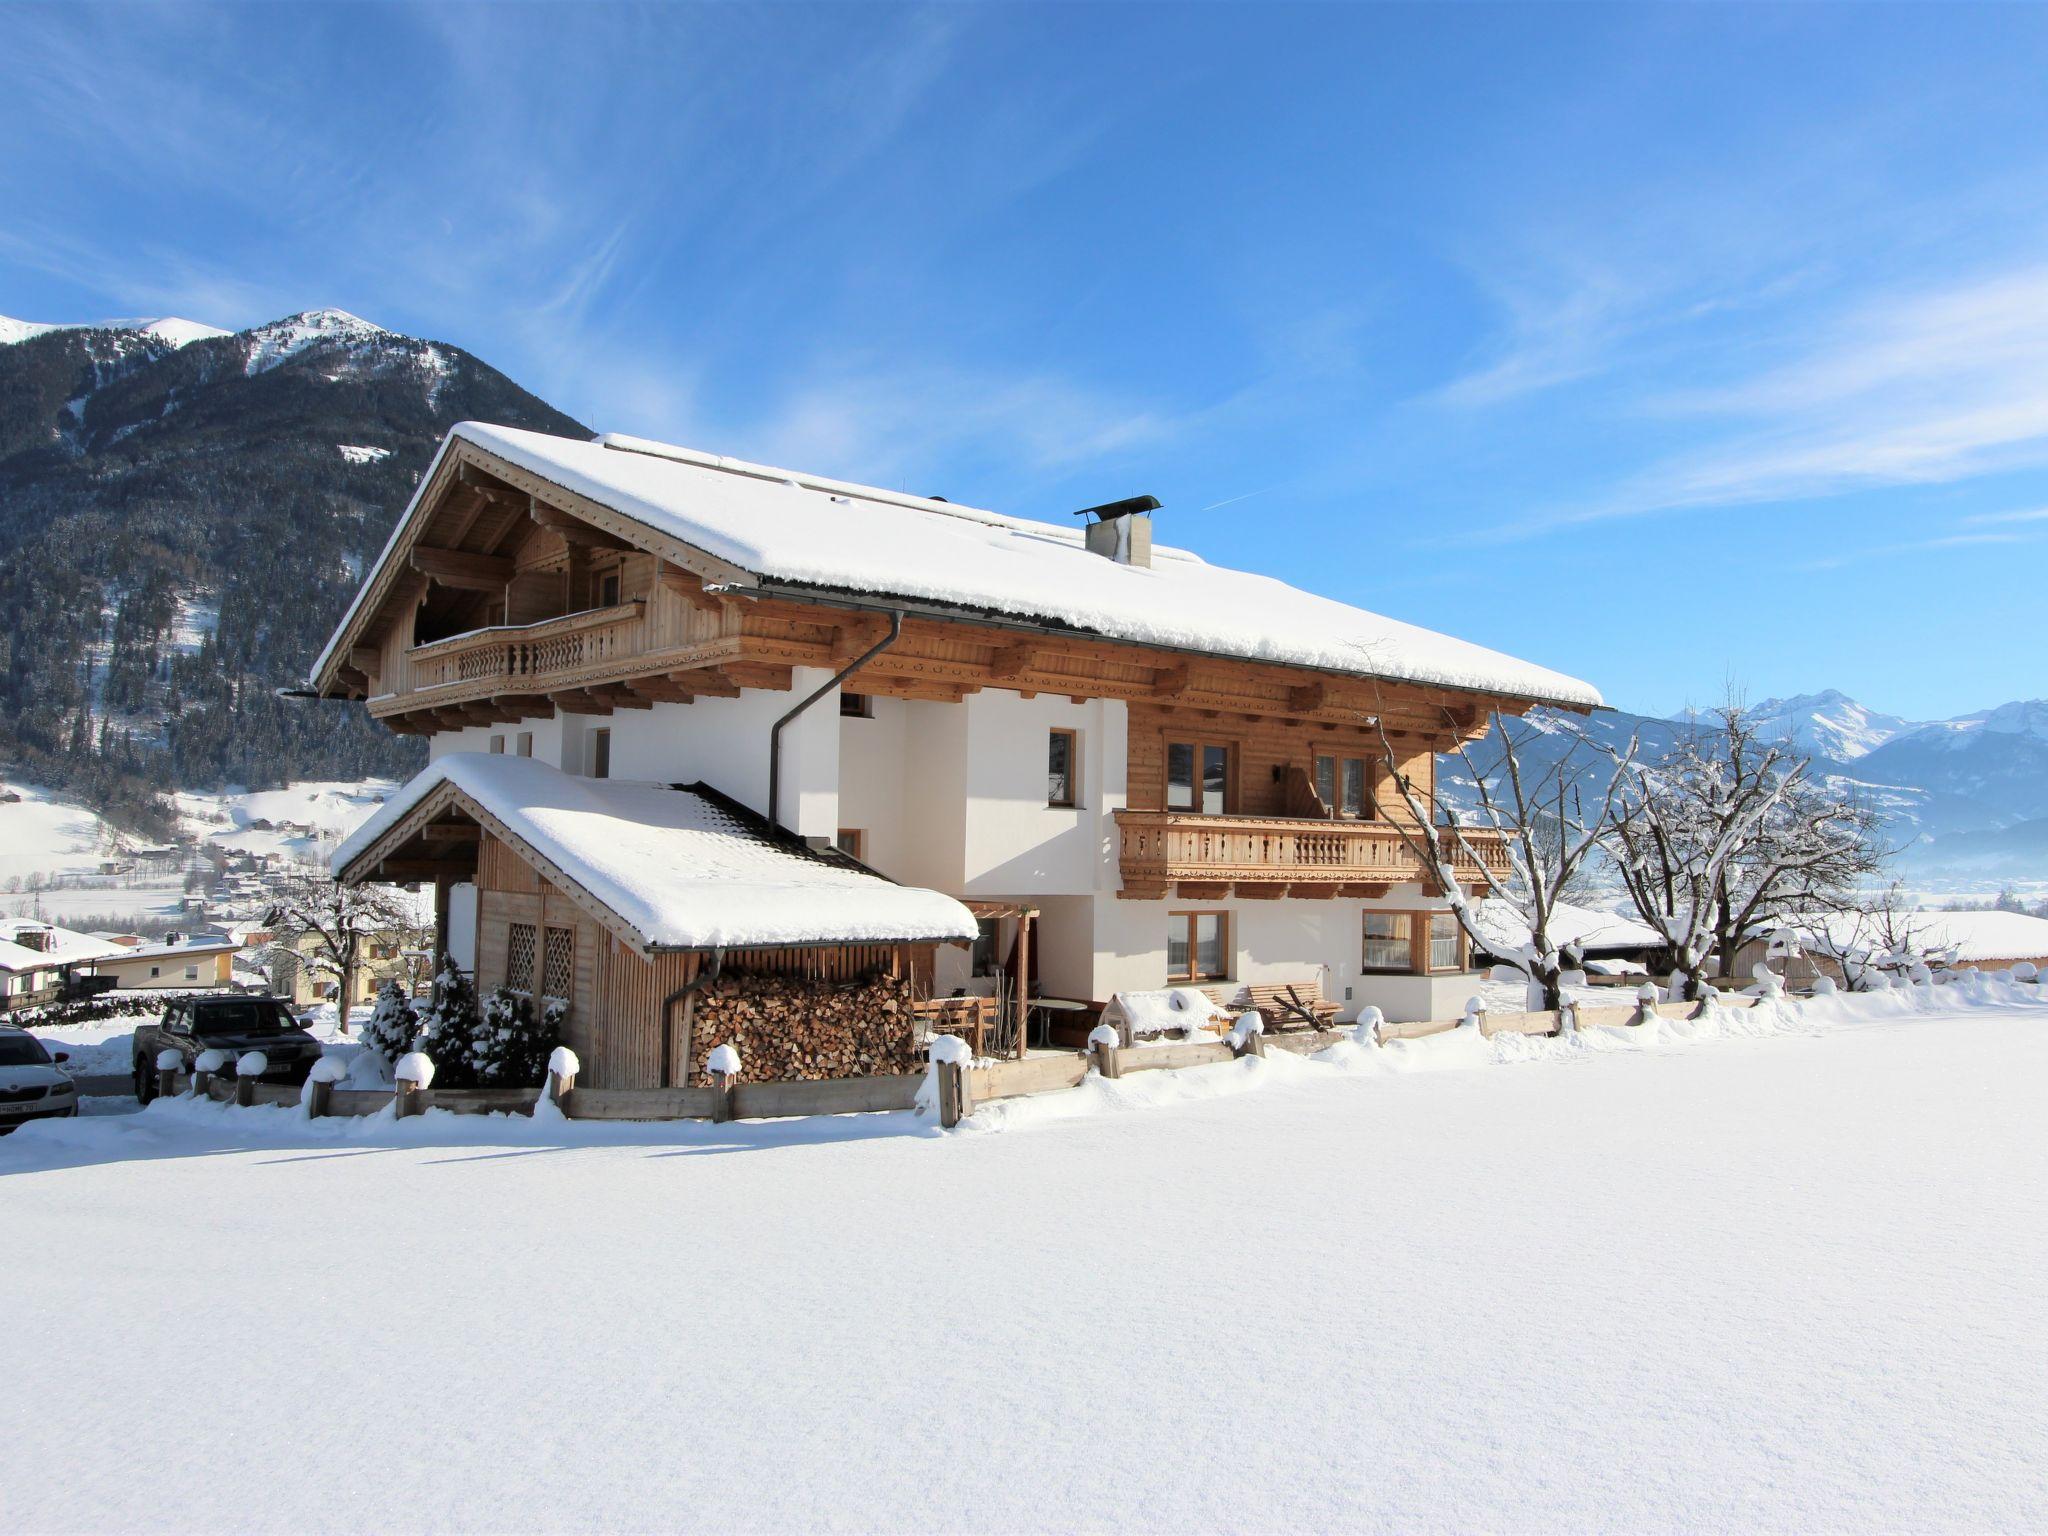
1474 690 2048 884
0 308 588 837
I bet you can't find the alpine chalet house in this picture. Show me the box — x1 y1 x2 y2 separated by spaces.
313 424 1601 1087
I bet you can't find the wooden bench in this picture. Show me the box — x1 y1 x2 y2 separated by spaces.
1201 979 1342 1031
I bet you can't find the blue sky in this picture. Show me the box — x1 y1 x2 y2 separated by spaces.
5 3 2046 720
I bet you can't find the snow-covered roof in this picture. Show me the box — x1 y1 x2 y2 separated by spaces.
1468 898 1664 959
1792 908 2048 964
333 755 976 953
104 937 244 964
316 423 1603 709
0 921 130 973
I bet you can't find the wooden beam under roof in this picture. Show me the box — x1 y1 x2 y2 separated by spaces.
533 500 633 550
411 546 514 590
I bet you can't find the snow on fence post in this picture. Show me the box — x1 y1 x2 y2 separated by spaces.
1228 1012 1266 1059
234 1051 269 1107
303 1056 346 1118
1353 1006 1384 1048
1462 996 1487 1032
544 1046 579 1110
1555 999 1577 1037
707 1043 741 1124
925 1034 973 1127
393 1052 434 1118
192 1047 229 1100
154 1047 182 1102
1632 982 1660 1027
1087 1022 1123 1081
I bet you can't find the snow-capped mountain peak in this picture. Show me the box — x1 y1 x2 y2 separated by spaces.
240 309 391 374
1673 689 1919 762
0 314 231 348
1917 698 2048 744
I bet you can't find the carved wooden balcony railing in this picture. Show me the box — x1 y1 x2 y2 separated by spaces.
368 601 677 722
1113 810 1509 898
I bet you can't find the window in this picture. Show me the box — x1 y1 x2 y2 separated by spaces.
542 926 574 1001
1167 741 1231 813
1362 912 1413 972
1168 911 1229 982
1314 754 1373 818
506 922 538 993
1047 728 1077 807
516 731 533 758
1428 913 1464 972
489 734 506 755
184 964 199 981
588 728 611 779
835 828 865 860
839 691 872 718
597 570 621 608
149 965 161 979
970 917 1000 978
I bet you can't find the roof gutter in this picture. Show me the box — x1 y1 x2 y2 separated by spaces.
766 607 902 835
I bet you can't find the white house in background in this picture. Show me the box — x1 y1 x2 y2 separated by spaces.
0 920 128 1011
307 422 1602 1079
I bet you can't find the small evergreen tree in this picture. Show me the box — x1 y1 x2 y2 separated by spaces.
413 959 483 1088
474 987 560 1087
359 980 419 1071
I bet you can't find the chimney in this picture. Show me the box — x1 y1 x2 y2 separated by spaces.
1074 495 1161 568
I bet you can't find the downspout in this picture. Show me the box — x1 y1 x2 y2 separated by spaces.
767 607 903 835
661 947 724 1088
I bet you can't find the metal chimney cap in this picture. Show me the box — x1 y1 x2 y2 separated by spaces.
1071 495 1161 522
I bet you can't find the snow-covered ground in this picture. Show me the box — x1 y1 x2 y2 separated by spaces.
4 984 2044 1532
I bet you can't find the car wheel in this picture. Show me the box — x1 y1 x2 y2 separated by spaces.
134 1060 155 1105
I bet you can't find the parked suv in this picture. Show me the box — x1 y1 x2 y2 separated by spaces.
132 994 323 1103
0 1028 78 1132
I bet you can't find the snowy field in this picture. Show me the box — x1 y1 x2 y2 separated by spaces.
4 987 2045 1533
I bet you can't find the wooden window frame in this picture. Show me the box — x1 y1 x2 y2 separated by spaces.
1047 727 1079 808
1313 750 1377 820
1165 737 1235 814
1361 911 1414 973
596 569 622 608
839 691 873 718
1167 910 1231 983
1423 911 1467 974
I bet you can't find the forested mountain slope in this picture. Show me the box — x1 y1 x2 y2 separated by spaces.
0 310 587 834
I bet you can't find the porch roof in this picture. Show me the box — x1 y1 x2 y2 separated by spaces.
332 755 977 955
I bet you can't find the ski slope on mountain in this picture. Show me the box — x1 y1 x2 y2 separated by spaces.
4 987 2043 1533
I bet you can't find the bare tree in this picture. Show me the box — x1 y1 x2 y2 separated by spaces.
1607 705 1894 999
1379 711 1636 1012
1801 881 1949 990
260 874 426 1033
1709 770 1888 972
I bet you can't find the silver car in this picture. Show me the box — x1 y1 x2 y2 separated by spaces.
0 1028 79 1132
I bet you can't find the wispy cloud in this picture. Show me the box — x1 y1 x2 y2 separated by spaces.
1793 528 2043 573
1451 262 2048 542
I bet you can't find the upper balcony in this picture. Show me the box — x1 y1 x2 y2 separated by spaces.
1113 809 1508 899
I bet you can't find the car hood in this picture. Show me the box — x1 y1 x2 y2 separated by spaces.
0 1064 70 1091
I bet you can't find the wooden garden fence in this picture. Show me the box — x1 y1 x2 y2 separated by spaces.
156 990 1788 1132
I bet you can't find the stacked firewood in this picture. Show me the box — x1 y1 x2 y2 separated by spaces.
687 972 921 1083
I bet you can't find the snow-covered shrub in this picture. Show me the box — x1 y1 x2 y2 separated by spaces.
468 988 558 1088
2012 961 2039 983
413 964 483 1086
359 980 419 1069
1812 975 1837 996
1352 1006 1384 1047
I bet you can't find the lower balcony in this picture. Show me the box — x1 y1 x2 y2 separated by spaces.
1114 810 1508 899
